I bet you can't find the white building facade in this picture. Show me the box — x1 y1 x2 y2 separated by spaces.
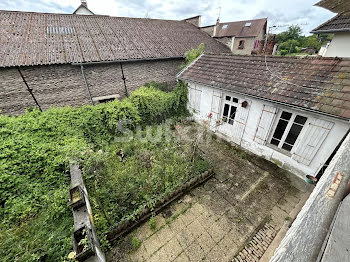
187 82 349 179
312 15 350 58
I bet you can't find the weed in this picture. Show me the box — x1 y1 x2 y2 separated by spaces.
131 236 142 251
149 215 157 231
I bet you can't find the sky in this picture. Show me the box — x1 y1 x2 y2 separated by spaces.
0 0 336 35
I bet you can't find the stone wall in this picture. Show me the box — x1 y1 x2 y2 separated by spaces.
0 58 183 115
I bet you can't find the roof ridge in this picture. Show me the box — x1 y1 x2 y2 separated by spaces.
0 9 189 23
218 17 267 25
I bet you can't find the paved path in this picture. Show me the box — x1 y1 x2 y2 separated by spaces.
108 128 312 262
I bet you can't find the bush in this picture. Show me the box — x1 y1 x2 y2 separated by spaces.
0 81 189 261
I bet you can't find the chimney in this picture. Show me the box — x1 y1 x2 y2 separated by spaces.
81 0 88 7
213 17 220 37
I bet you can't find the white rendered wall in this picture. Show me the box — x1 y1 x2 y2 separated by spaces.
187 82 350 179
324 33 350 58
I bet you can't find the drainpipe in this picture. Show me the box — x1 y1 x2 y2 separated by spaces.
80 64 94 105
120 62 128 97
17 67 42 112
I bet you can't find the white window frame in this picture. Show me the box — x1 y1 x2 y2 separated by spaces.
221 94 240 125
268 110 308 153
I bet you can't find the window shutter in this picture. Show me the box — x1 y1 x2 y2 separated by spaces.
292 118 334 166
211 91 222 120
194 88 202 112
254 105 277 144
232 100 251 144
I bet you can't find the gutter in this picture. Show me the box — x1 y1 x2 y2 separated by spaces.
178 77 350 123
80 64 94 105
311 28 350 34
71 56 184 66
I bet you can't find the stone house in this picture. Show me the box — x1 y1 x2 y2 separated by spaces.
0 8 229 115
201 18 268 55
178 53 350 179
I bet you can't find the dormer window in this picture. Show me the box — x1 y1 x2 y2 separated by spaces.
222 25 228 29
245 22 252 27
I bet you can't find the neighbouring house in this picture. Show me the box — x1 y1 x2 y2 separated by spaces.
0 7 229 115
177 53 350 179
201 18 270 55
73 0 94 15
311 14 350 58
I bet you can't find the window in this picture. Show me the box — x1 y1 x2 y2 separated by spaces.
222 95 239 125
270 111 307 152
238 40 245 49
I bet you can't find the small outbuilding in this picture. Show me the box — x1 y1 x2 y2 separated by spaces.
178 53 350 179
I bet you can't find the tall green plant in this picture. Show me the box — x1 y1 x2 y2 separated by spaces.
180 43 205 70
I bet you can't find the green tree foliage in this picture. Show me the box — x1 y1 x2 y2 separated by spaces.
0 81 189 261
275 25 330 55
180 43 205 70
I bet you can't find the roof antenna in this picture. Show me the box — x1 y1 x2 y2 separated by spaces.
216 5 221 24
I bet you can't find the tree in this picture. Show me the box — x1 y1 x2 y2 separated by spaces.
180 43 205 70
275 25 302 44
279 39 301 54
302 35 322 50
286 25 302 40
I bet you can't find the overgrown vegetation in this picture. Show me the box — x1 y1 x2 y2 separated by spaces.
275 25 332 55
180 43 205 70
0 81 190 261
81 123 209 249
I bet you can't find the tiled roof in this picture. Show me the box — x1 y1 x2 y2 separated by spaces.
311 14 350 33
178 53 350 119
214 18 267 38
0 10 230 68
315 0 350 16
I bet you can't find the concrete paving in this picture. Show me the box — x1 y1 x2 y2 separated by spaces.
108 128 312 262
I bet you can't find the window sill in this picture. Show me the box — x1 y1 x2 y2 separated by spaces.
266 144 292 158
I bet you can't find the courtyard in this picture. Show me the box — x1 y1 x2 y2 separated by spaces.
108 124 312 262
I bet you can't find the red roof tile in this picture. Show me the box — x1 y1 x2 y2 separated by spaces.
0 10 230 67
178 53 350 119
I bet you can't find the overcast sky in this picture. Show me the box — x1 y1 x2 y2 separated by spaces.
0 0 335 35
